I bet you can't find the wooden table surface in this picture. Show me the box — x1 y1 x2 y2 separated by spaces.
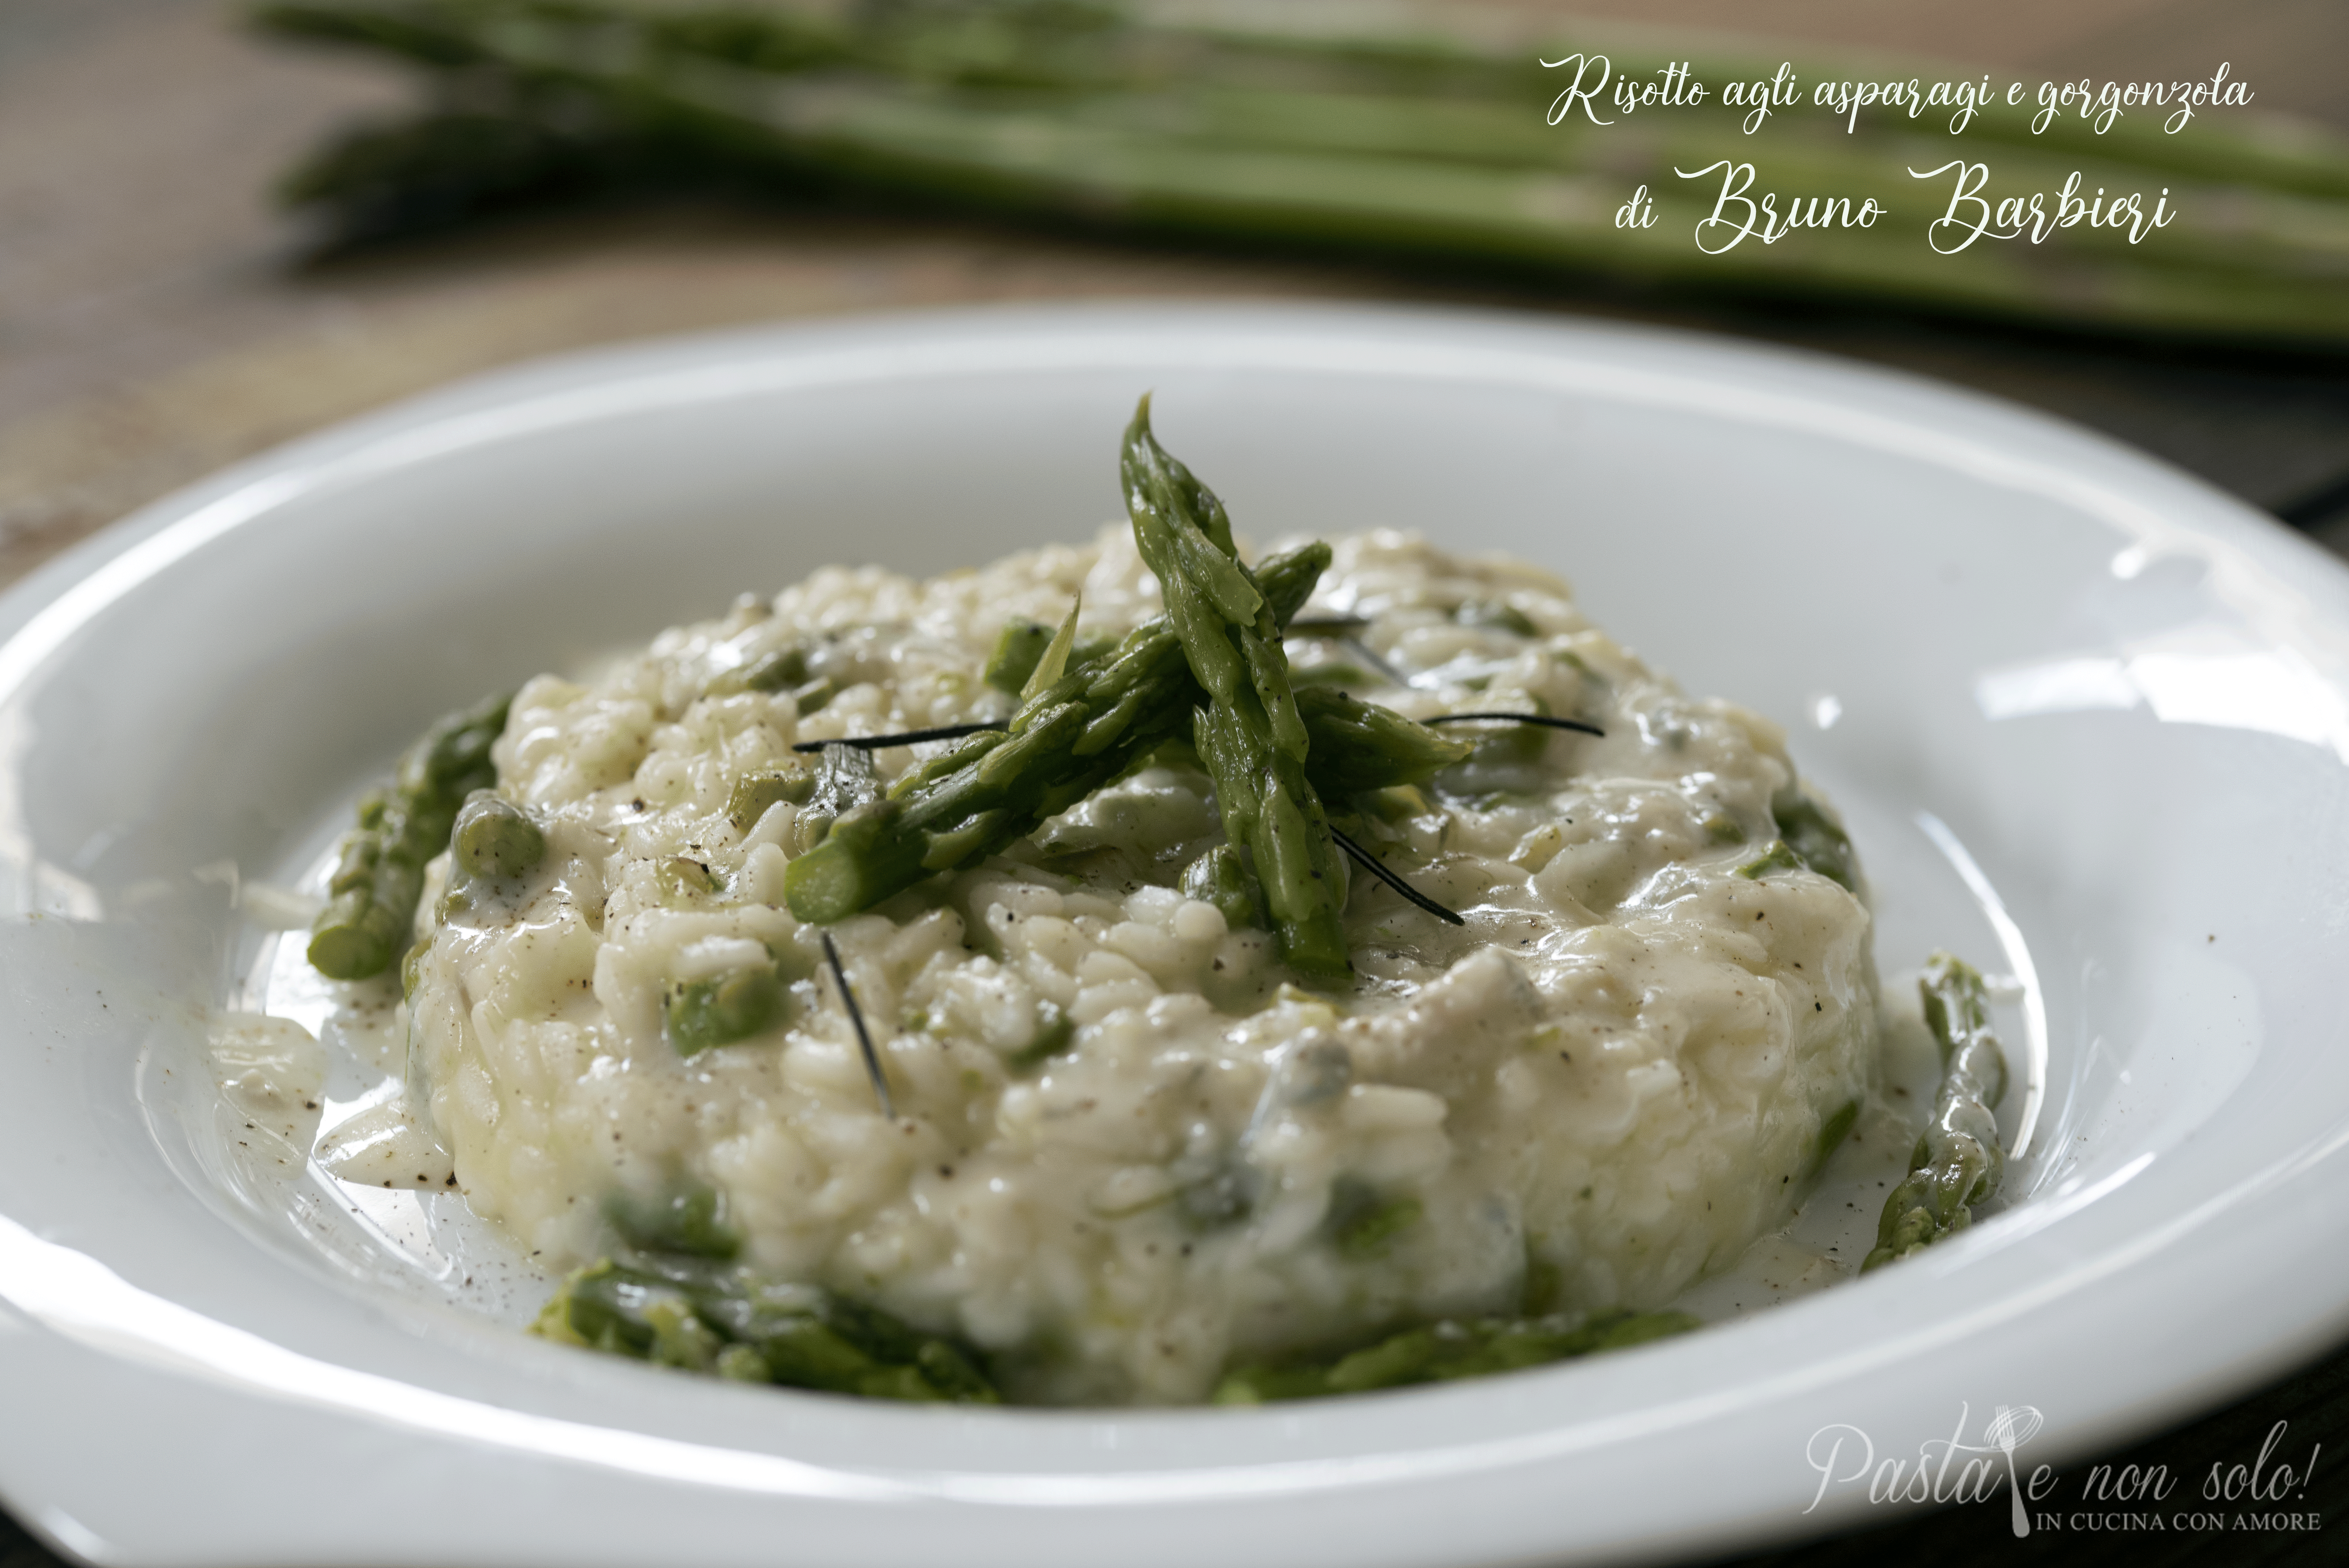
3 3 2347 1564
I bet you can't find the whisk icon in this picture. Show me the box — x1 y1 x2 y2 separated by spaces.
1985 1404 2046 1538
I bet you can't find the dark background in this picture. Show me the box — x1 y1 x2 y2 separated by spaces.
2 2 2346 1563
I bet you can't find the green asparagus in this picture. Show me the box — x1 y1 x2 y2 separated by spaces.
982 617 1056 695
789 740 881 853
1179 842 1266 934
1212 1307 1700 1403
1004 999 1075 1072
709 641 806 694
606 1181 741 1259
1736 839 1806 881
1863 953 2011 1271
252 0 2349 347
308 691 510 980
1294 687 1470 793
664 961 791 1057
781 539 1329 924
1736 786 1860 888
450 791 544 881
533 1256 1000 1401
1772 787 1858 893
1123 396 1351 984
1333 1195 1422 1261
725 765 816 832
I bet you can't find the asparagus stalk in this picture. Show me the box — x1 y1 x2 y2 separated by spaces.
528 1173 996 1399
1180 842 1265 934
1769 786 1858 893
1123 397 1353 983
533 1257 999 1401
1862 953 2010 1271
1739 784 1861 889
782 540 1331 924
536 1180 999 1398
1295 687 1470 792
1213 1307 1700 1403
251 0 2349 346
308 691 510 979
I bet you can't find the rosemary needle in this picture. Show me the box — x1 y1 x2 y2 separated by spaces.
821 931 895 1118
1330 826 1465 927
793 722 1007 753
1425 712 1606 738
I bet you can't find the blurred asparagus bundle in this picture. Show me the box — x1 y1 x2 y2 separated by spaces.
253 0 2349 344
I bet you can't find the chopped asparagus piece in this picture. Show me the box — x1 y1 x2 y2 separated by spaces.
1772 787 1859 892
1334 1196 1422 1261
726 767 815 832
1005 1000 1074 1072
664 963 788 1057
532 1258 1000 1402
1454 600 1536 637
1736 839 1805 880
983 618 1055 694
1813 1097 1860 1172
1294 688 1471 794
1863 954 2010 1271
1180 843 1265 934
1212 1308 1701 1404
450 792 544 881
307 691 510 980
791 675 839 716
606 1182 741 1260
711 643 808 696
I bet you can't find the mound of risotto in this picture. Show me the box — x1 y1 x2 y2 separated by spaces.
396 494 1877 1405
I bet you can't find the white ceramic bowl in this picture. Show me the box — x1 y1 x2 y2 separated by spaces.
4 303 2347 1567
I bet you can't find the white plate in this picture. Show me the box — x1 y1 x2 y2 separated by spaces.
5 302 2348 1568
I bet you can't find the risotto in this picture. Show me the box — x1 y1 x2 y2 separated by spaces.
400 525 1877 1405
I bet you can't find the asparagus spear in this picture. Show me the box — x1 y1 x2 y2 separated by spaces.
1770 786 1858 893
533 1257 1000 1400
1180 842 1265 934
1294 687 1470 793
1213 1307 1700 1403
251 0 2349 346
782 540 1331 924
536 1178 1000 1398
308 691 510 979
1862 953 2010 1271
1123 396 1352 984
